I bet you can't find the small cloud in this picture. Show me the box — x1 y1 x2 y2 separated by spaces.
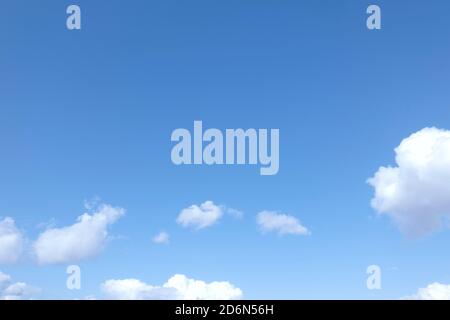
227 208 244 219
152 231 170 244
0 271 40 300
36 218 57 230
0 271 11 283
256 211 310 236
83 196 102 211
176 201 223 230
33 202 124 265
101 274 243 300
405 282 450 300
388 266 399 271
0 218 24 264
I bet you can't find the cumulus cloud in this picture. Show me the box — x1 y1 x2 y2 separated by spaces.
33 203 124 265
0 271 39 300
176 201 223 230
368 127 450 237
152 231 170 244
0 218 24 264
257 211 310 236
405 282 450 300
102 274 243 300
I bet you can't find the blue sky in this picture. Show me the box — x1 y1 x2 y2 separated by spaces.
1 0 450 299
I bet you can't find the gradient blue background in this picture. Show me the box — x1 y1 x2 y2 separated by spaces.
1 0 450 299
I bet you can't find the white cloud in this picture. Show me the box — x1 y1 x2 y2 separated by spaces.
152 231 170 244
101 279 176 300
1 282 38 300
368 127 450 237
176 201 223 230
0 218 24 264
102 274 243 300
405 282 450 300
33 203 124 265
257 211 310 236
164 274 242 300
0 271 39 300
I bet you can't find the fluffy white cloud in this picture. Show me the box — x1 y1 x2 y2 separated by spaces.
164 274 242 300
102 274 243 300
257 211 310 236
1 282 38 300
152 231 170 244
406 282 450 300
368 127 450 237
101 279 176 300
0 218 24 264
33 203 124 265
0 271 39 300
176 201 223 230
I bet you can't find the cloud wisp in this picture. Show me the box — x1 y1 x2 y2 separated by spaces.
152 231 170 244
0 218 24 264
